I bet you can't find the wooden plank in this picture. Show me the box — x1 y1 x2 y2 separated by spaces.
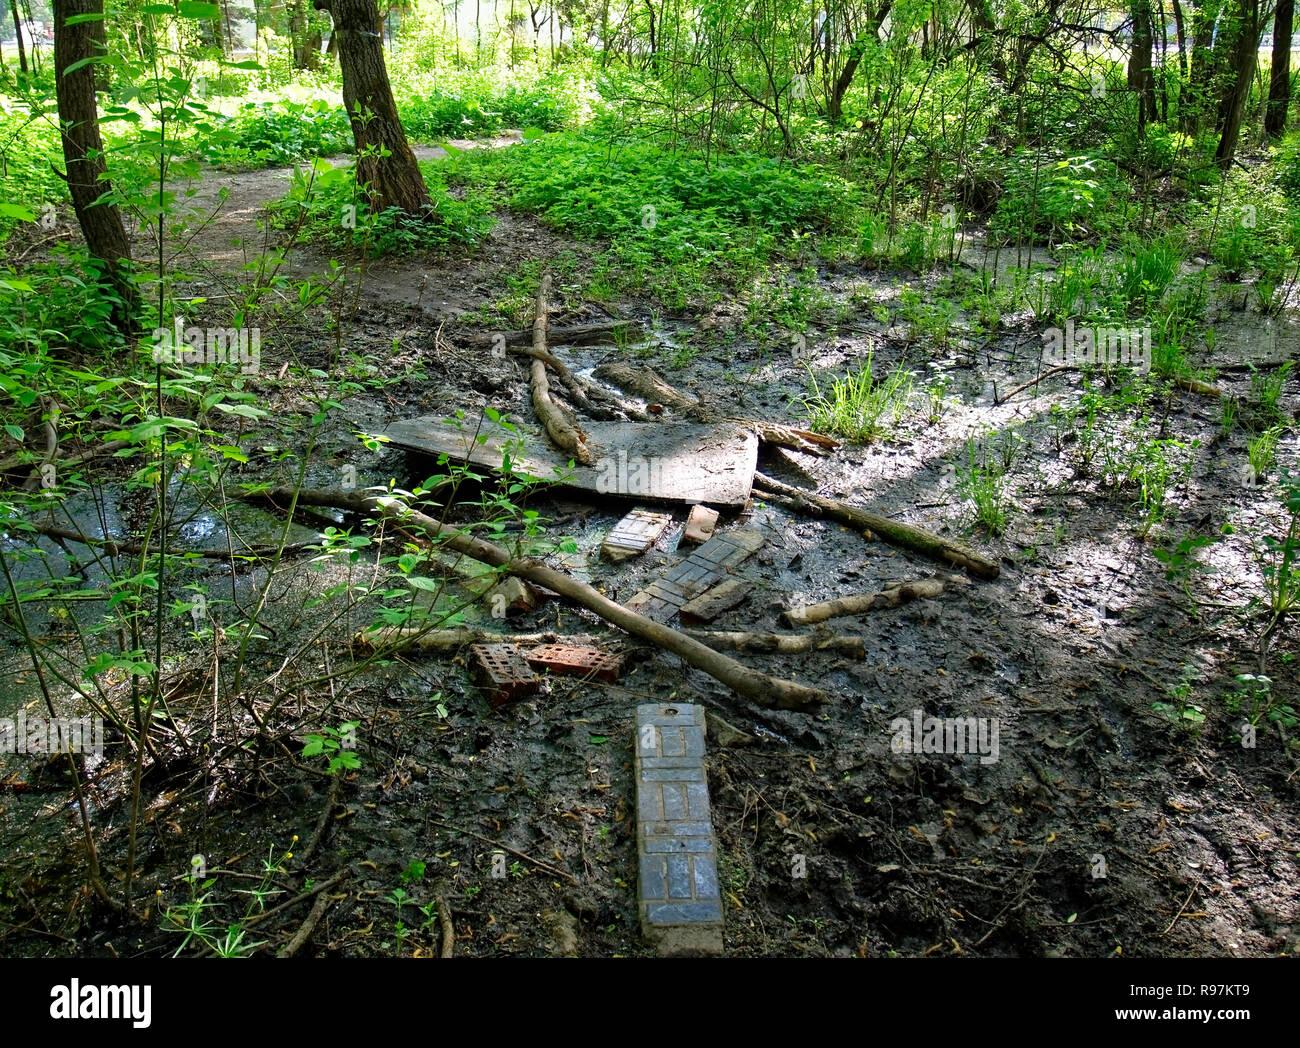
679 578 749 624
382 417 757 507
626 531 764 622
603 508 674 562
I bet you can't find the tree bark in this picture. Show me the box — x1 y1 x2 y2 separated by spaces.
314 0 429 214
752 472 1001 580
1128 0 1158 129
1215 0 1263 168
9 0 27 73
1267 0 1293 135
530 273 594 465
1188 0 1225 129
827 2 892 121
53 0 136 322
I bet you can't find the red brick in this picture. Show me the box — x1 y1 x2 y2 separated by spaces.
470 643 540 707
525 644 623 682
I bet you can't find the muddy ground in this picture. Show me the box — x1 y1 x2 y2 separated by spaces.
1 139 1297 958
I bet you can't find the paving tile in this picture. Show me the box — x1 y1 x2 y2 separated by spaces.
635 703 724 955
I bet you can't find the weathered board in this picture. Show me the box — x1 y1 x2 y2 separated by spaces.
602 508 674 562
382 417 758 508
625 530 765 622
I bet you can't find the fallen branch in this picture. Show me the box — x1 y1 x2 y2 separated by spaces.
282 488 826 709
353 627 593 652
683 629 865 657
19 520 316 560
995 365 1076 405
530 274 593 465
436 895 455 958
244 870 347 928
0 438 129 475
753 472 1001 581
276 887 337 958
997 365 1219 404
782 577 956 626
294 777 340 868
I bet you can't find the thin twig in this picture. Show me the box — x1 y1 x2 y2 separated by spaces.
429 820 579 884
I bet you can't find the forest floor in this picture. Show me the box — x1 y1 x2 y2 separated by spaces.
1 136 1298 958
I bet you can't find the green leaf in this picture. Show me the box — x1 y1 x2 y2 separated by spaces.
3 424 23 441
61 56 107 76
0 203 37 222
177 0 220 16
588 735 610 745
404 575 443 592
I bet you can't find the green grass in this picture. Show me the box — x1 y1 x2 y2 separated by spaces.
798 350 914 443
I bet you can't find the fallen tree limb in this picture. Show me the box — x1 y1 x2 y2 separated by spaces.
593 362 838 457
531 274 594 466
995 365 1076 405
289 488 825 709
0 438 130 475
276 887 337 958
436 895 455 958
781 578 954 626
20 520 316 560
683 629 865 657
499 339 634 421
353 627 593 652
753 472 1001 581
244 870 347 928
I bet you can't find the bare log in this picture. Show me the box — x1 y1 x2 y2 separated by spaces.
436 895 455 958
353 627 590 651
294 489 825 709
0 437 129 475
753 472 1001 581
781 578 953 626
276 888 337 958
683 630 865 657
531 274 594 466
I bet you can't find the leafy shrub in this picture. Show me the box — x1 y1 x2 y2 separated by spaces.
271 157 494 256
992 152 1124 241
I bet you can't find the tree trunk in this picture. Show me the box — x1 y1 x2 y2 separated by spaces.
9 0 27 74
53 0 136 322
1189 0 1225 128
1267 0 1293 135
314 0 430 215
1129 0 1158 129
1215 0 1263 167
827 1 892 121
